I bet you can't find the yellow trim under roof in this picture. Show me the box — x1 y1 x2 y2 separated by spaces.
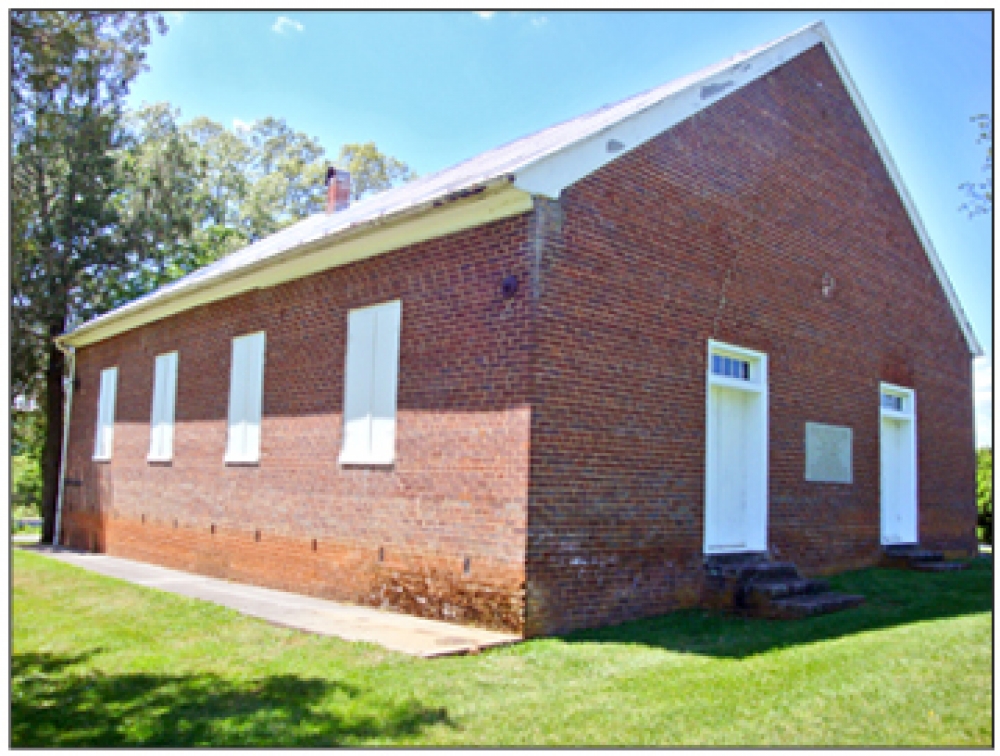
59 182 534 348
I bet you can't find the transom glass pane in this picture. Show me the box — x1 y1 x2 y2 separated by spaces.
881 393 904 411
711 354 750 380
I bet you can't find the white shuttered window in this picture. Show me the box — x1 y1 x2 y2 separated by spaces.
93 367 118 460
225 332 266 464
340 300 401 465
148 352 179 461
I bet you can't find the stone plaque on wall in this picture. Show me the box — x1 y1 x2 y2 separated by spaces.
805 422 853 484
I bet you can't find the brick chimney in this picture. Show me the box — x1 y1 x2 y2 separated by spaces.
325 167 351 213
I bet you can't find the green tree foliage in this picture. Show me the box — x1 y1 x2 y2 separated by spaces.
124 111 417 258
100 102 204 307
977 448 992 544
11 11 167 542
960 114 992 218
337 141 417 200
11 409 46 513
238 117 329 240
106 110 420 286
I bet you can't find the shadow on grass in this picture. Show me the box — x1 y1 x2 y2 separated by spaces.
12 650 452 747
560 560 993 660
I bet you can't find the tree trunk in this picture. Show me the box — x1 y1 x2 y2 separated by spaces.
39 327 65 545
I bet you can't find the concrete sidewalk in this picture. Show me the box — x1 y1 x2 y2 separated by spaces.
22 546 521 658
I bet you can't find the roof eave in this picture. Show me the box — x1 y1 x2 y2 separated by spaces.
58 178 531 349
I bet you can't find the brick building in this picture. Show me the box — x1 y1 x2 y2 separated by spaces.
56 22 981 636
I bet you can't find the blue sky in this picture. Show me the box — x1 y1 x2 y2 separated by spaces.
129 10 993 445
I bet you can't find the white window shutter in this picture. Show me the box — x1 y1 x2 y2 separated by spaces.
226 332 266 463
340 300 401 464
149 352 178 460
163 352 178 456
149 358 164 459
370 301 401 463
94 367 118 459
341 308 375 462
102 368 117 458
243 333 265 461
226 338 246 460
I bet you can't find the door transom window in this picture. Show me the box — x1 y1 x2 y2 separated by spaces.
712 354 750 381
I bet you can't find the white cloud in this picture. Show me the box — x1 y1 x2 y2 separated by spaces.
974 356 993 448
530 15 548 28
232 118 252 132
272 16 304 34
166 11 187 24
472 11 495 19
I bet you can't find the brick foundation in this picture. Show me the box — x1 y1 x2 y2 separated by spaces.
59 507 525 629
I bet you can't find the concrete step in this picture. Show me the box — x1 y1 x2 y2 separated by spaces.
881 545 969 572
911 560 968 572
704 551 770 566
883 545 944 562
746 577 828 601
702 552 864 620
765 592 866 620
742 561 801 580
703 553 770 577
708 559 800 581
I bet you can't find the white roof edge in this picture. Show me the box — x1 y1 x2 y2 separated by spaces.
808 23 982 357
512 22 828 196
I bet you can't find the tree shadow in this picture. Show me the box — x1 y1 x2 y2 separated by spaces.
12 650 452 747
558 561 993 660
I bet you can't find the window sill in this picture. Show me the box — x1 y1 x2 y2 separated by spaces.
92 455 112 463
224 457 260 467
147 456 173 465
338 456 395 468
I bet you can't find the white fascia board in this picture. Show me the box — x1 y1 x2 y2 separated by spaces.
811 24 983 357
513 25 826 198
59 183 533 349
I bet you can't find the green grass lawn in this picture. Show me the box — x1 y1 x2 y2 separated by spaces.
12 549 993 746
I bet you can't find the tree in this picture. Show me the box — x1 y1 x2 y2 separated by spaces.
977 448 993 545
11 11 166 543
337 141 417 200
100 102 204 308
960 113 992 217
241 117 327 239
185 115 252 231
11 407 45 514
114 111 418 274
183 114 326 242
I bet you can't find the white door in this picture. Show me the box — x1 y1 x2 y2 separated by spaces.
880 385 918 545
707 386 751 550
704 342 768 554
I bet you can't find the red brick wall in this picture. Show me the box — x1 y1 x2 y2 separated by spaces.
61 213 535 632
524 44 977 635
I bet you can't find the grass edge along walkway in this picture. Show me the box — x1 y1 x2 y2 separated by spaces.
12 549 993 746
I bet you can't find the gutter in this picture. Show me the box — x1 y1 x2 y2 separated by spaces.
53 341 76 547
